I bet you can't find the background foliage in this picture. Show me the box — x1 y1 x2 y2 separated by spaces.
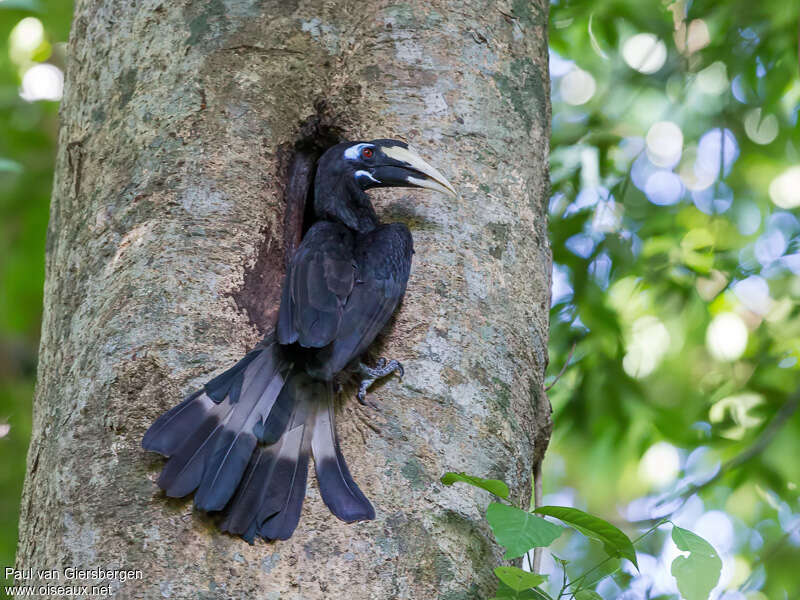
0 0 72 576
545 0 799 598
0 0 797 598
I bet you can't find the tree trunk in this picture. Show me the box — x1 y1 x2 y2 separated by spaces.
16 1 551 598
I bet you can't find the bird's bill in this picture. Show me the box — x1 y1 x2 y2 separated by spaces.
376 144 457 197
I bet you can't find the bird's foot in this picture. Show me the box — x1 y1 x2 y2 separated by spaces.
357 358 404 406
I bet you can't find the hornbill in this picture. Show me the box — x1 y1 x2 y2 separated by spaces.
142 139 455 542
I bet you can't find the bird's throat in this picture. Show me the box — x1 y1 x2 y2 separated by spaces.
313 176 379 234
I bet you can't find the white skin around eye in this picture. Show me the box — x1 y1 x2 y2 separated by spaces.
344 143 368 160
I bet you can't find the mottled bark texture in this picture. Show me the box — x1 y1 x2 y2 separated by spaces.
17 1 551 598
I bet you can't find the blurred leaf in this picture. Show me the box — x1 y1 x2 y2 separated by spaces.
534 506 638 569
493 566 547 591
580 557 622 588
0 0 42 11
441 472 510 499
574 591 603 600
681 229 715 274
487 503 563 559
670 526 722 600
0 158 23 173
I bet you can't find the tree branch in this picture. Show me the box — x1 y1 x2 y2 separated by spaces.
545 342 577 392
531 460 544 574
655 387 800 511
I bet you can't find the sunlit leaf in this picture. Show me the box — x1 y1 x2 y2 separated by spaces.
441 472 509 498
574 591 603 600
493 566 547 591
670 526 722 600
487 503 563 559
534 506 638 569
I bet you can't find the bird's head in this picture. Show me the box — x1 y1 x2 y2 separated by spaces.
319 139 457 198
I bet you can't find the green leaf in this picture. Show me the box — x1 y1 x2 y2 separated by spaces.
574 591 603 600
440 472 510 498
0 158 23 174
491 582 547 600
494 566 547 591
534 506 638 569
670 526 722 600
487 503 563 559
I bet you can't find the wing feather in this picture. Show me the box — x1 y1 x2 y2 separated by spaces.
277 221 356 348
308 223 413 377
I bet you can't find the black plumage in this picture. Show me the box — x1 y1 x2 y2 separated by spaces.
142 139 455 541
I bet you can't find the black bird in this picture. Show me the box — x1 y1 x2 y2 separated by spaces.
142 139 456 542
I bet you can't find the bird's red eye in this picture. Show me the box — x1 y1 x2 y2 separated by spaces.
362 147 373 159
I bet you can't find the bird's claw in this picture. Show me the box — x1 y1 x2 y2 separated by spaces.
356 358 404 405
357 382 378 409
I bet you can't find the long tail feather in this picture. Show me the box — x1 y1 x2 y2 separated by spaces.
220 385 315 541
143 340 376 541
142 340 290 510
311 386 375 522
257 418 313 540
219 445 278 540
154 398 228 498
142 389 212 457
194 349 288 511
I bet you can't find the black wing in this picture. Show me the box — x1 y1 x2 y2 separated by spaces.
307 223 413 379
277 221 356 348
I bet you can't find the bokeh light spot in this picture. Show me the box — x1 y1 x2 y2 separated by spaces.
646 121 683 168
565 233 596 258
560 67 596 105
728 556 751 591
645 170 683 206
744 108 778 145
8 17 44 65
754 228 787 265
19 63 63 102
731 74 756 104
706 312 747 361
551 263 573 307
678 144 715 191
549 48 574 78
691 182 733 215
768 166 800 209
735 203 761 235
696 128 739 182
732 276 772 316
695 510 735 553
623 316 671 378
622 34 667 74
638 442 680 488
697 61 729 96
686 19 710 53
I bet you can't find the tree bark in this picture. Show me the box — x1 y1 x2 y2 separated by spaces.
16 1 551 598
